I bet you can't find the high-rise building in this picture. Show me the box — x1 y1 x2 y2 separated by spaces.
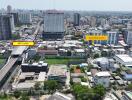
106 31 119 45
7 5 12 13
43 10 64 40
91 17 96 27
9 13 19 26
125 22 132 46
18 12 32 24
0 14 13 40
74 13 80 26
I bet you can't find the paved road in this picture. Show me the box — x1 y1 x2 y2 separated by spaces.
1 65 21 93
0 57 18 82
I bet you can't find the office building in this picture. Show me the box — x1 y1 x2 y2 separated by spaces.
74 13 80 26
0 14 13 40
9 13 19 26
7 5 12 14
18 12 32 24
106 31 119 45
21 61 48 73
125 22 132 46
43 10 64 40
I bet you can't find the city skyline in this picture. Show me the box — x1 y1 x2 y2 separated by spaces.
0 0 132 11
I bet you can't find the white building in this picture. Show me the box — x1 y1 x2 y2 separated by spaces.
106 31 119 45
18 13 32 24
94 71 111 88
114 54 132 67
126 31 132 45
95 57 109 70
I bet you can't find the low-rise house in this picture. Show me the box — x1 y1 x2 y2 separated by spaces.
94 71 111 88
73 49 86 57
47 65 67 84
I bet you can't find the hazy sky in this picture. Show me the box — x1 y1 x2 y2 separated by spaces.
1 0 132 11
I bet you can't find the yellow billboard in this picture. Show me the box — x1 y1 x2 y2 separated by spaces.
12 41 35 46
85 35 108 41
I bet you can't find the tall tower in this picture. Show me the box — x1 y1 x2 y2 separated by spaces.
43 10 64 40
7 5 12 13
74 13 80 26
125 22 132 46
0 14 13 40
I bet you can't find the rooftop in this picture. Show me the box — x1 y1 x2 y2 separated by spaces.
37 72 46 82
95 71 111 77
48 65 67 76
115 54 132 62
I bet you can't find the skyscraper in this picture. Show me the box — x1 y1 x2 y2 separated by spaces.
125 22 132 46
0 14 13 40
9 13 19 26
7 5 12 14
74 13 80 26
106 31 119 45
43 10 64 40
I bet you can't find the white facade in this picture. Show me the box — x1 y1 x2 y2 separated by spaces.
94 72 111 88
106 31 119 45
18 13 32 24
126 31 132 45
114 54 132 67
44 11 64 33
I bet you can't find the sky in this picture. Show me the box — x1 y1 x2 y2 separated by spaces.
0 0 132 11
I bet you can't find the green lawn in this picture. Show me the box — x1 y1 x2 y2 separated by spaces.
45 58 85 65
0 59 6 69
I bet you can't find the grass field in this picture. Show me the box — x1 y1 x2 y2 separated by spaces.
45 58 85 65
0 59 6 69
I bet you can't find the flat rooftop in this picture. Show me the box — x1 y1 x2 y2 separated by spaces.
115 54 132 62
95 71 111 77
48 65 67 76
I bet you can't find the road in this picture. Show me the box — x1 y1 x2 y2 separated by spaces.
1 65 21 93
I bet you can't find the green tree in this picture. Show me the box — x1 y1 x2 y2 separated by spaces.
70 67 74 73
87 64 93 71
44 80 62 93
127 84 132 90
67 51 71 56
13 91 21 99
93 53 99 59
93 85 106 99
72 84 94 100
12 33 20 40
20 92 29 100
101 51 108 57
34 82 41 90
